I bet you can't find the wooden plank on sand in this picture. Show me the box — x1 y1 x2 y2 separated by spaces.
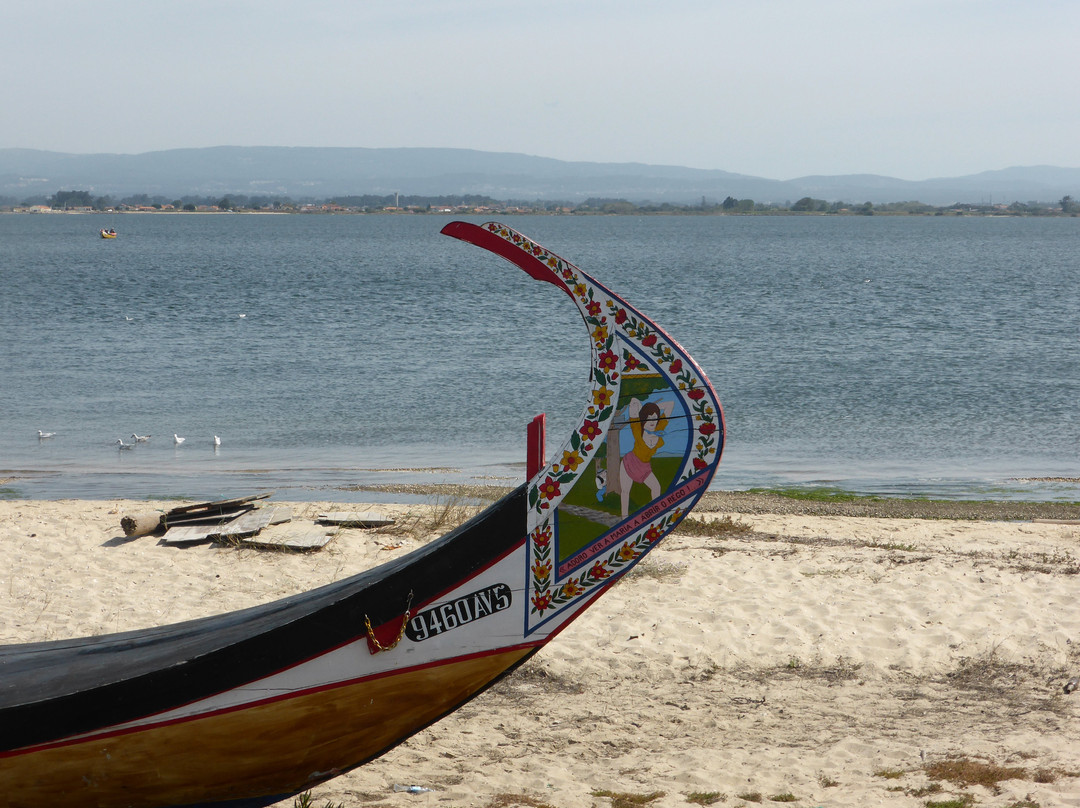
217 506 293 539
165 493 273 519
163 506 290 544
161 525 220 546
242 522 335 551
164 505 254 527
317 511 395 528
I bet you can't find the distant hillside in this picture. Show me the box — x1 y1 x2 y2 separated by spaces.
1 146 1078 206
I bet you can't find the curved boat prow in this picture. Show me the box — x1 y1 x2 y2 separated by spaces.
441 221 725 636
0 222 725 808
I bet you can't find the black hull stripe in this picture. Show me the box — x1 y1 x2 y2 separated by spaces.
4 641 541 759
0 485 527 751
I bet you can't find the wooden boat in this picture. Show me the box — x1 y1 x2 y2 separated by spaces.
0 221 725 808
100 228 117 239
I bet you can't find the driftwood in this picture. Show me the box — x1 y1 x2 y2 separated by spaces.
160 505 292 546
120 493 273 536
120 512 164 537
124 495 381 553
162 493 272 528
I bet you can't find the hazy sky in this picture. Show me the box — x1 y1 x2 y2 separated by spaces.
4 1 1077 180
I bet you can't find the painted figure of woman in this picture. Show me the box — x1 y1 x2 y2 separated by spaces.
619 397 674 517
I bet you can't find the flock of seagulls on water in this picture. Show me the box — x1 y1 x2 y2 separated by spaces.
38 430 222 450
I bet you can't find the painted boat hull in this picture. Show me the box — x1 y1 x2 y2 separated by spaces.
5 649 532 806
0 222 725 807
1 486 532 807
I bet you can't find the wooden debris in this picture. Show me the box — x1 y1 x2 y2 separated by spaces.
160 506 292 546
217 507 292 540
121 493 274 536
241 522 336 551
165 493 273 517
317 511 395 528
263 506 294 526
126 495 378 552
161 524 221 546
163 506 254 527
161 493 272 529
120 512 164 537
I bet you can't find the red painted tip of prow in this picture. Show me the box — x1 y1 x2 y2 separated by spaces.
440 221 567 290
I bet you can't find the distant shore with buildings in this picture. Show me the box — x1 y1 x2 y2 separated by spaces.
4 188 1078 217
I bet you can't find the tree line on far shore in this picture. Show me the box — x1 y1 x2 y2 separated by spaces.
5 189 1078 217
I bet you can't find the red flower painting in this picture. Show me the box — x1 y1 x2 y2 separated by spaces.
579 420 603 441
531 591 553 612
538 476 561 501
588 561 611 580
531 525 552 548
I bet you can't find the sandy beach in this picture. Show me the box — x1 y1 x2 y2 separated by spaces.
2 493 1079 807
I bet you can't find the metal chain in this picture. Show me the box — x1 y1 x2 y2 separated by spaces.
364 590 414 653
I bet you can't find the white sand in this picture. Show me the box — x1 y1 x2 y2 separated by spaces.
1 500 1078 807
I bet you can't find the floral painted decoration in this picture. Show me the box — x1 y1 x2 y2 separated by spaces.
474 223 723 632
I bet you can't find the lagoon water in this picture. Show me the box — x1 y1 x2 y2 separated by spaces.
1 213 1078 501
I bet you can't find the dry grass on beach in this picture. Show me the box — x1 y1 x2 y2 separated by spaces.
1 490 1079 807
347 483 1080 522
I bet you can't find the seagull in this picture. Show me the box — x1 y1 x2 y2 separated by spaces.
173 434 186 446
131 433 151 442
37 430 56 439
213 435 221 446
116 438 134 450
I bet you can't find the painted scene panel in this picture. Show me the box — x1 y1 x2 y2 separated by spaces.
555 363 691 568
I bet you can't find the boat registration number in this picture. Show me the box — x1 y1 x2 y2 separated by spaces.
406 583 512 642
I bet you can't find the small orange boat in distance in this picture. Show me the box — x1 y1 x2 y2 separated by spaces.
100 228 117 239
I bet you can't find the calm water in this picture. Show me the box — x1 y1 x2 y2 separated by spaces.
1 213 1078 501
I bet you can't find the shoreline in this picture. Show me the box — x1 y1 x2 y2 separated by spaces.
6 207 1079 218
697 489 1080 520
5 476 1080 520
343 483 1080 521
